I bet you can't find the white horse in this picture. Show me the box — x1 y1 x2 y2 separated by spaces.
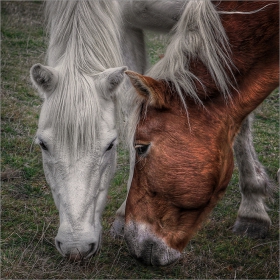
30 0 187 261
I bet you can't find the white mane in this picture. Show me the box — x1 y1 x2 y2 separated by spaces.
43 0 125 155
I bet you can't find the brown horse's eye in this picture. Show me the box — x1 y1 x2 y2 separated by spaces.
135 144 150 156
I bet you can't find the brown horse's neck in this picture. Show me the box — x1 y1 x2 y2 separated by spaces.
189 1 279 121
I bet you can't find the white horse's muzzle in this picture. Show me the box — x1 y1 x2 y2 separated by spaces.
55 230 101 261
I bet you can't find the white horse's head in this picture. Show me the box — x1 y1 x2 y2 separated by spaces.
31 63 127 260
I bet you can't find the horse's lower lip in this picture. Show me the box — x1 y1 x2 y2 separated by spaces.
65 243 98 262
124 221 181 266
66 253 83 262
130 243 181 266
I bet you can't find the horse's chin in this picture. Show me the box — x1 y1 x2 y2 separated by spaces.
124 220 181 266
56 241 100 262
65 245 99 262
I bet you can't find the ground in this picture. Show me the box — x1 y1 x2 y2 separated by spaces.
1 1 279 279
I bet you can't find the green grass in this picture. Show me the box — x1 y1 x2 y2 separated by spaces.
1 1 279 279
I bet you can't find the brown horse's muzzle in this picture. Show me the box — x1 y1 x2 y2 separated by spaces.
124 220 181 266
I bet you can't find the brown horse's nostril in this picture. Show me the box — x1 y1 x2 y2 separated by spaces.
147 242 153 265
133 241 154 266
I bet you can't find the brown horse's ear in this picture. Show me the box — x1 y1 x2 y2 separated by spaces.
125 70 167 108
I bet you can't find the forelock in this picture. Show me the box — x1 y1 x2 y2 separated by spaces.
42 68 102 157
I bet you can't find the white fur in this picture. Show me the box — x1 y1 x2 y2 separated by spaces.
32 0 130 258
125 221 181 266
233 114 274 226
31 0 189 258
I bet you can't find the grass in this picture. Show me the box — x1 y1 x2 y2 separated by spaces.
1 1 279 279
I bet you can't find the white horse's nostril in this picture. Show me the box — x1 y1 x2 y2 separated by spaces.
55 239 65 257
55 238 98 261
85 243 97 259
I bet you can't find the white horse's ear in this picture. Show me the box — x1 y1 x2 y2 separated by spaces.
100 66 127 98
108 66 128 91
30 63 58 97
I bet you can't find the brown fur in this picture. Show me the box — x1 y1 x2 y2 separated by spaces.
125 70 169 108
126 91 239 250
125 1 279 252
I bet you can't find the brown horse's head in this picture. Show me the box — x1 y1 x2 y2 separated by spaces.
124 71 240 265
124 62 278 265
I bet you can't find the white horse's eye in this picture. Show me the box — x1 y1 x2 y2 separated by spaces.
135 144 150 156
106 142 114 151
39 140 48 151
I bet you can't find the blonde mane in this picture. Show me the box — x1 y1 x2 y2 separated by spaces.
148 0 235 108
127 0 235 147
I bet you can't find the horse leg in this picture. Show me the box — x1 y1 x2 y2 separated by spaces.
233 113 275 238
110 25 147 239
121 26 147 74
111 150 135 238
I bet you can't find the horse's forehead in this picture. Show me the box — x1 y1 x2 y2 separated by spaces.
136 107 231 158
38 100 115 150
137 105 185 136
38 76 114 124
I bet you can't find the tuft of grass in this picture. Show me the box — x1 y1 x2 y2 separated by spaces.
1 1 279 279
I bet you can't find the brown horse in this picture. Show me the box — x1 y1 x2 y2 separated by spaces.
124 1 279 266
